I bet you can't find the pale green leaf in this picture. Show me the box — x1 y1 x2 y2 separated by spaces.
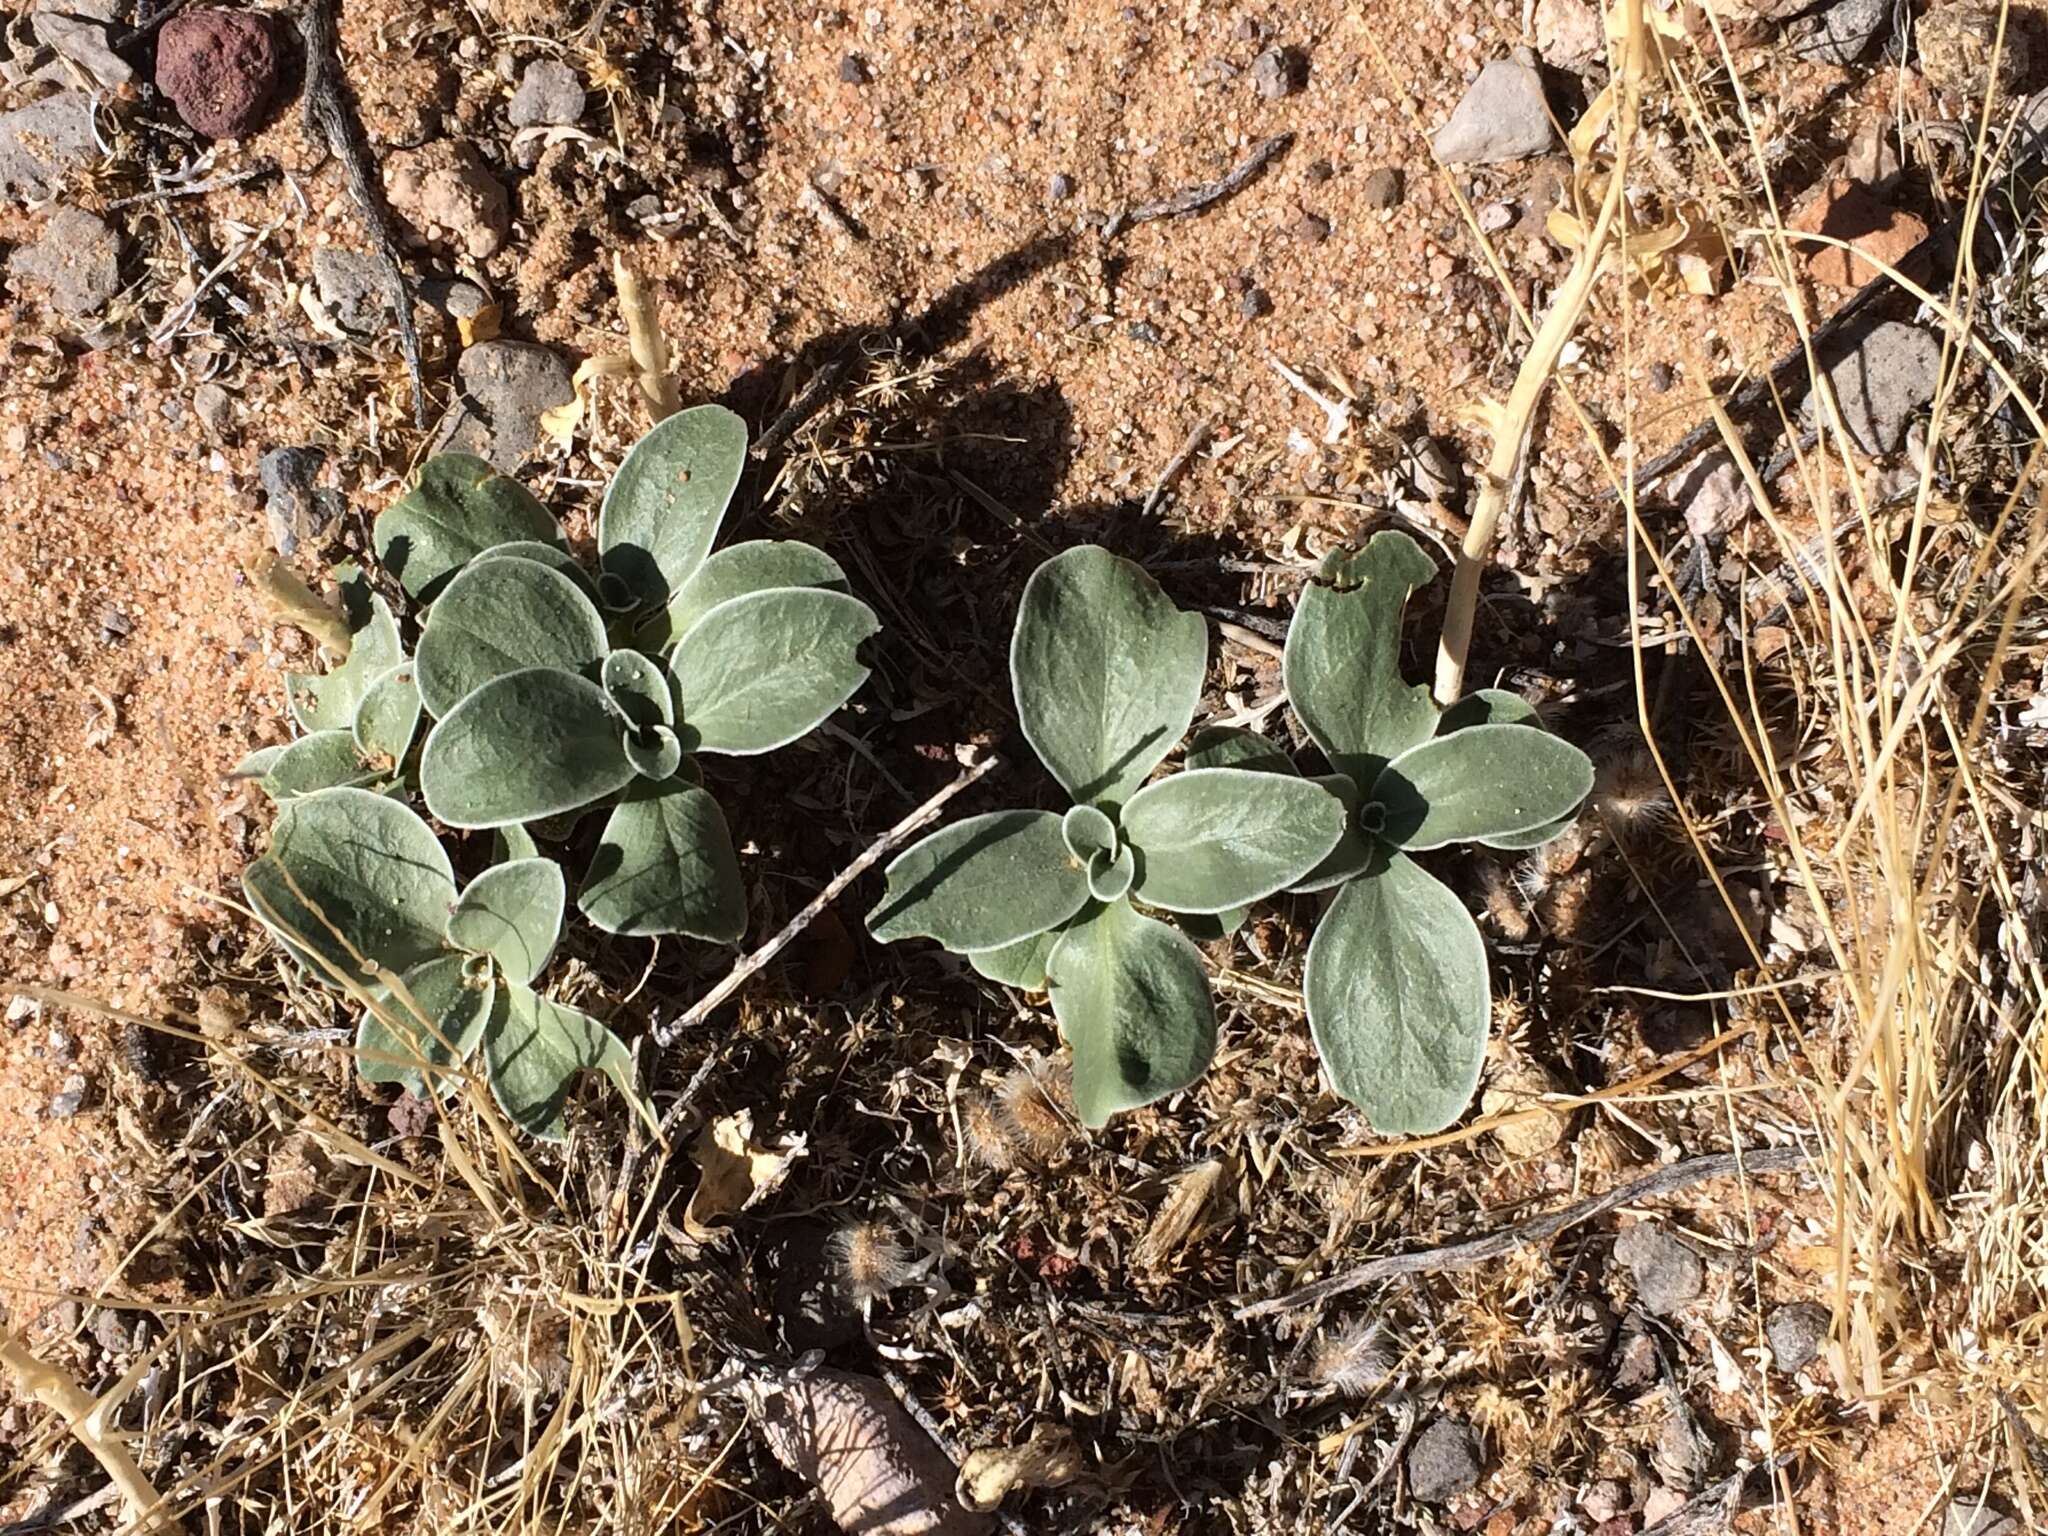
230 744 285 780
598 404 748 611
671 587 878 754
264 730 377 801
644 539 848 650
493 824 540 864
1062 803 1117 863
1304 851 1489 1134
1183 725 1299 775
447 857 565 984
484 981 651 1141
1372 723 1593 851
578 781 745 941
353 663 422 769
1120 767 1344 914
357 952 493 1098
1011 546 1206 812
473 539 602 604
966 927 1063 990
287 593 402 734
1436 691 1575 850
622 724 684 781
1293 774 1373 894
374 454 562 600
1046 899 1216 1128
867 810 1089 952
414 558 608 719
1282 530 1440 783
1087 845 1135 902
601 648 675 729
242 787 457 984
420 669 634 828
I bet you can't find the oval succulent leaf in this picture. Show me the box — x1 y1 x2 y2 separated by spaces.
353 663 422 768
1011 546 1207 812
1372 722 1593 851
357 951 494 1097
1061 803 1117 864
1046 899 1217 1128
1282 530 1440 784
1293 773 1373 894
646 540 849 651
473 539 604 605
374 454 563 601
446 857 565 985
1183 725 1300 775
671 587 879 755
579 780 746 941
966 926 1064 990
287 592 402 734
420 669 635 828
1304 849 1489 1135
414 558 609 720
242 787 458 984
230 744 286 781
1119 768 1345 914
264 729 377 801
484 981 652 1141
1438 686 1539 734
598 404 748 612
868 810 1090 953
622 724 685 782
601 648 675 729
1087 845 1136 903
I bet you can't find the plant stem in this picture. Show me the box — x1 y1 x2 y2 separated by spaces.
1432 0 1646 705
0 1325 180 1533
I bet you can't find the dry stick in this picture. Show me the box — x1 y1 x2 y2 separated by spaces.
1104 133 1292 238
300 0 427 429
1141 414 1214 518
652 753 1001 1056
107 160 280 210
751 354 851 461
1431 0 1644 707
1233 1143 1807 1320
0 1326 180 1534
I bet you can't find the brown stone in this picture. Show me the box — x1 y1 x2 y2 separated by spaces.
155 8 280 139
1789 179 1929 290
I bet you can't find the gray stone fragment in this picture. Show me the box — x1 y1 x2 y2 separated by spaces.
509 58 585 128
1818 319 1942 456
260 445 338 559
1361 166 1403 209
1407 1416 1483 1502
1766 1300 1830 1372
431 341 574 472
33 8 136 88
1677 452 1748 543
1432 55 1555 166
1947 1503 2018 1536
0 91 97 203
1249 45 1306 100
1791 0 1888 65
7 205 119 315
1614 1221 1704 1314
311 245 390 333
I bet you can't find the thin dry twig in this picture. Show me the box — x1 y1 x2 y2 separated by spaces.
1141 415 1214 517
1234 1143 1808 1319
1105 133 1291 238
753 356 852 461
0 1326 180 1533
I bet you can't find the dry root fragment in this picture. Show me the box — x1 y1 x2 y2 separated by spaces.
956 1421 1085 1513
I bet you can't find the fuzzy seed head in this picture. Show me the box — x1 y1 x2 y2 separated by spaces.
1312 1317 1395 1396
1594 749 1674 834
1479 862 1532 940
960 1093 1017 1170
997 1062 1071 1162
830 1219 915 1305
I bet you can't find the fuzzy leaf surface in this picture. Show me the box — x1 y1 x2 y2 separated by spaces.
287 593 402 734
1011 545 1206 811
670 587 878 754
374 455 562 600
1304 850 1489 1134
867 810 1088 953
353 664 422 768
1435 691 1576 849
1372 722 1593 851
357 952 493 1097
264 730 375 800
447 857 565 984
598 404 747 612
601 648 674 729
484 982 650 1141
1282 531 1439 784
966 927 1063 990
414 558 608 719
1293 773 1373 894
474 540 603 604
420 669 633 828
579 781 745 941
648 540 848 650
1120 768 1344 914
1183 725 1299 775
1046 899 1216 1127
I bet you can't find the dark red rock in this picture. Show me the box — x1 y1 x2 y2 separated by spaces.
155 9 280 140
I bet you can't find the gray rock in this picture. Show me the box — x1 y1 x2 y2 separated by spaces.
1947 1503 2018 1536
312 245 389 333
33 8 136 88
1249 45 1306 100
1676 452 1748 543
432 341 573 472
509 58 585 128
1432 55 1555 166
1407 1416 1483 1502
1818 320 1942 456
1614 1221 1704 1314
48 1073 87 1118
1766 1301 1830 1372
1791 0 1888 65
1361 166 1403 209
260 445 338 559
422 276 492 324
7 206 119 315
193 382 233 438
0 91 97 203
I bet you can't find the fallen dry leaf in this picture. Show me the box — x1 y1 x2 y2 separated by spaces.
683 1109 806 1242
1131 1156 1234 1273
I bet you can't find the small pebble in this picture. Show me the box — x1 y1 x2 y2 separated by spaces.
1614 1221 1704 1315
508 58 585 128
1291 211 1332 242
838 52 871 84
1238 286 1271 318
1407 1417 1483 1503
49 1074 88 1119
1648 360 1675 393
1766 1301 1830 1373
1361 166 1403 209
1127 320 1164 345
1303 157 1334 183
1249 45 1306 100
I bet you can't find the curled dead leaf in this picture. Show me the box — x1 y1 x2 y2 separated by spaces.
683 1109 806 1242
956 1421 1085 1513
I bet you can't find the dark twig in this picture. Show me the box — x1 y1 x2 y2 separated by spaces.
751 355 851 460
1141 414 1213 518
299 0 427 428
1639 1456 1792 1535
1104 134 1292 238
113 0 196 50
1233 1143 1808 1319
107 160 280 210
